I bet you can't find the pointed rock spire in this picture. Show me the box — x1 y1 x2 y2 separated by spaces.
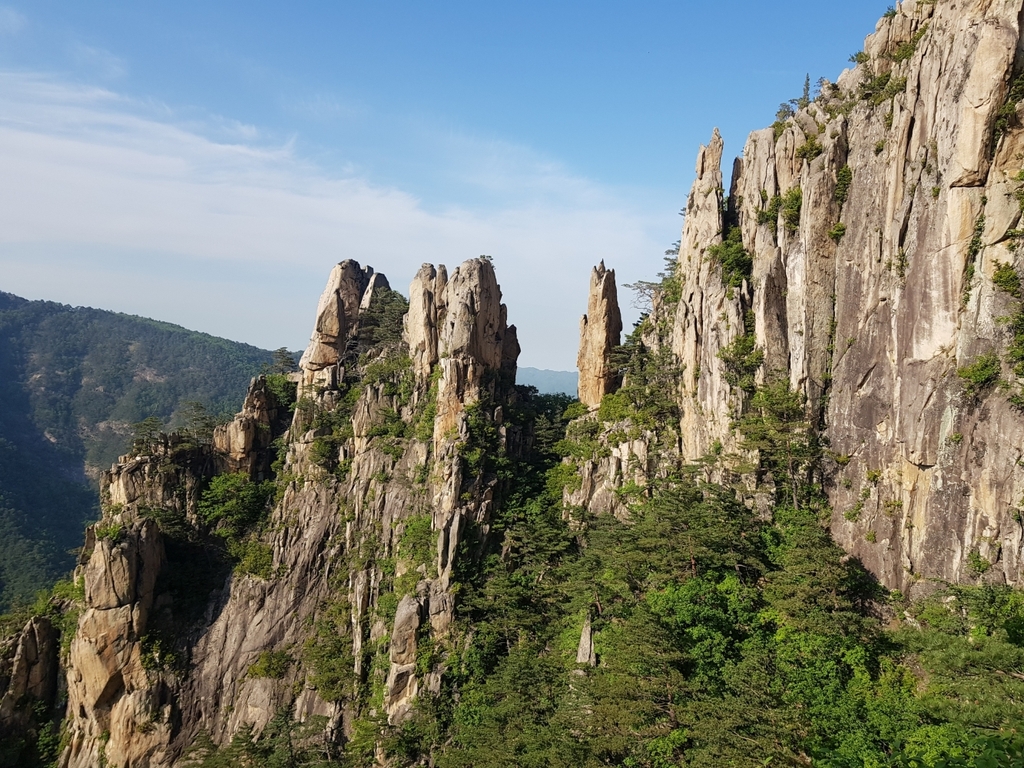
576 261 622 409
298 260 385 389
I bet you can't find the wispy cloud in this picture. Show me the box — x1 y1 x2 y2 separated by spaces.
0 6 25 35
285 93 370 123
70 44 126 79
0 72 670 369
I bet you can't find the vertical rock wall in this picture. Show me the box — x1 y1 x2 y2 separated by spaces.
662 0 1024 593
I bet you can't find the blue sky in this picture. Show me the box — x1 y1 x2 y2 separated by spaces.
0 1 888 369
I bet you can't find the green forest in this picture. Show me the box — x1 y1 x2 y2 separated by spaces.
2 280 1023 767
184 312 1024 767
0 291 277 609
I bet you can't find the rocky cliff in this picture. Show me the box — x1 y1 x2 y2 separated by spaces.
38 257 524 766
571 0 1024 595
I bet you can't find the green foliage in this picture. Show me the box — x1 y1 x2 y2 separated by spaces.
562 400 588 421
415 369 442 441
849 51 870 64
781 187 802 234
198 473 274 536
717 312 764 397
131 416 163 454
597 391 632 423
884 6 897 18
459 401 508 480
399 514 435 569
957 353 1001 395
772 102 795 141
795 134 824 161
362 355 414 406
367 408 409 441
829 222 848 243
994 72 1024 146
186 710 341 767
233 539 274 579
757 190 783 237
354 287 411 350
94 522 125 542
196 472 276 578
248 649 292 679
895 248 910 279
736 379 817 510
962 215 986 307
861 72 907 106
264 373 297 412
304 601 357 703
835 165 853 206
994 262 1022 298
602 332 681 428
268 347 297 374
309 436 341 471
140 630 183 673
706 227 753 291
966 549 992 575
890 24 928 62
304 387 360 475
657 249 683 305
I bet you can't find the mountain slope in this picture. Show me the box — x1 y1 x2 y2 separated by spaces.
0 292 276 608
516 366 578 395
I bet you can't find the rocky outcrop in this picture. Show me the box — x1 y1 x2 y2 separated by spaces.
669 128 750 461
51 256 522 764
405 264 448 382
62 520 168 768
213 375 290 478
430 259 518 440
388 257 519 719
643 0 1024 593
27 5 1024 763
299 260 387 390
0 616 59 746
577 262 623 409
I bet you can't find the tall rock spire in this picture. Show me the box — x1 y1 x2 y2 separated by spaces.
576 261 622 409
298 259 387 390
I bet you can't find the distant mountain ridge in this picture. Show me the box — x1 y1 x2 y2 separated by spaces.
0 291 275 608
516 366 577 396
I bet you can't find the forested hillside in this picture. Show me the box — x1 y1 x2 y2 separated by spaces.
0 292 277 608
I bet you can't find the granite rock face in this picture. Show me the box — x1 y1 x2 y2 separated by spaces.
63 519 168 768
54 257 521 764
652 0 1024 593
0 616 59 745
576 262 623 409
299 260 386 391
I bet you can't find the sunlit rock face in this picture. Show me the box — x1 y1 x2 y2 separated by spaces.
650 0 1024 593
576 261 623 409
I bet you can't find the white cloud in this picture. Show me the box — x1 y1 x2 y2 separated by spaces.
0 6 25 35
0 72 672 369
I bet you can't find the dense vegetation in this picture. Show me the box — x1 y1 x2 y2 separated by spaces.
190 332 1024 766
0 291 278 608
6 255 1024 766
